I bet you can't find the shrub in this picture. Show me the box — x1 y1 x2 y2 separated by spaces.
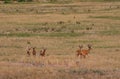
4 0 12 3
17 0 33 2
17 0 25 2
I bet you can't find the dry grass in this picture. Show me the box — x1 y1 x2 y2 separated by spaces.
0 2 120 79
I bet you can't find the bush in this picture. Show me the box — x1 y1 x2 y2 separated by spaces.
4 0 12 3
17 0 32 2
17 0 25 2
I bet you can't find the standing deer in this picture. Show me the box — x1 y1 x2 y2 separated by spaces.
26 42 31 56
32 47 36 56
82 44 92 58
40 48 47 57
26 47 31 56
76 45 83 57
76 44 92 58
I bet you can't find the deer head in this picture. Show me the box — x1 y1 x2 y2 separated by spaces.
88 44 92 50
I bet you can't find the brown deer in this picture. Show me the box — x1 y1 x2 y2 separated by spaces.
26 47 31 56
26 41 32 56
76 45 83 57
40 48 47 57
76 44 92 58
32 47 36 56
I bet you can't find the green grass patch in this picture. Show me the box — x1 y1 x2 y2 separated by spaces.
39 32 84 37
0 33 34 37
99 30 120 35
95 45 120 48
66 40 101 44
0 32 83 37
90 16 120 20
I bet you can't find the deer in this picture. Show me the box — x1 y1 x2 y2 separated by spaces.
32 47 36 56
26 47 31 56
40 48 47 57
26 41 32 56
76 45 83 57
76 44 92 58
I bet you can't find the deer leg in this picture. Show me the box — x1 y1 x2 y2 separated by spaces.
83 55 86 58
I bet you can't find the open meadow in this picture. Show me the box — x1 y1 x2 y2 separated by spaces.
0 1 120 79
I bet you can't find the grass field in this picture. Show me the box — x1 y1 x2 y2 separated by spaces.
0 1 120 79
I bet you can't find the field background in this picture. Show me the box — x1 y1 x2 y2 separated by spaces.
0 0 120 79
